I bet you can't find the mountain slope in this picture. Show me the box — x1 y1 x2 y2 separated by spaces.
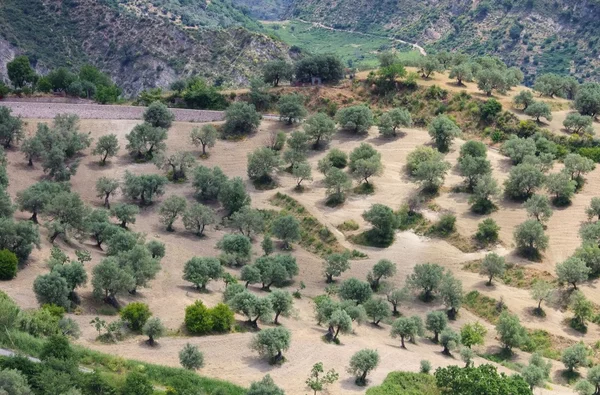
285 0 600 83
0 0 294 95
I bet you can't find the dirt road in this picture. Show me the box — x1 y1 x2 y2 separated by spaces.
0 101 225 122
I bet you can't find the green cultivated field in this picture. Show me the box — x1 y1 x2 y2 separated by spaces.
264 20 422 70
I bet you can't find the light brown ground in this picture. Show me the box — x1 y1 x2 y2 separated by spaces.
1 117 588 394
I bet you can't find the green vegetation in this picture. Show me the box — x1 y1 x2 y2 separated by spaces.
264 20 420 69
270 193 344 257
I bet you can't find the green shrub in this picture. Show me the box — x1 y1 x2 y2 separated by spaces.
184 301 213 335
120 302 152 331
475 219 500 245
432 214 456 236
0 249 18 280
209 303 234 333
366 371 439 395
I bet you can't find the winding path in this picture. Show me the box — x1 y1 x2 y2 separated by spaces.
295 19 427 56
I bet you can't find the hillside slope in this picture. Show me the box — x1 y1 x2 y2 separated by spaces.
0 0 293 94
285 0 600 83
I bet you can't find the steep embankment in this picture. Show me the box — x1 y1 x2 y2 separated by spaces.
285 0 600 83
0 0 294 94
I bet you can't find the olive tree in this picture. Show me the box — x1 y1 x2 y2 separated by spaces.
440 328 461 355
155 151 195 182
348 349 379 386
530 280 554 314
504 163 545 200
513 90 535 110
480 253 506 286
182 203 215 236
223 102 261 137
335 106 374 134
272 215 300 249
323 253 350 283
425 311 448 343
304 113 336 148
564 153 595 186
158 196 187 231
514 219 549 258
16 181 68 223
248 375 284 395
546 172 576 206
469 174 500 214
217 234 252 266
390 316 420 349
406 263 444 301
278 94 306 124
556 257 590 290
95 177 119 209
33 272 71 309
122 171 168 205
363 298 391 325
111 203 139 228
292 162 313 189
496 311 527 352
251 326 291 364
327 309 352 342
262 60 293 87
125 123 167 160
524 194 553 224
428 115 461 152
386 287 409 316
143 101 174 128
562 343 588 373
218 177 251 216
192 165 228 201
564 113 593 134
586 197 600 221
366 258 396 291
338 278 373 305
91 257 136 306
324 168 352 205
269 290 293 324
378 108 412 138
362 204 399 247
248 147 282 185
500 136 536 165
183 257 223 290
92 134 119 165
229 291 273 328
190 124 217 156
142 317 165 346
525 101 552 123
179 343 204 370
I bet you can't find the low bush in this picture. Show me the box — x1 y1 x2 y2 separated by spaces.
184 301 234 335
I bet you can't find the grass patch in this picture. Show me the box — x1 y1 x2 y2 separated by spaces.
462 260 556 289
463 290 506 324
521 329 573 360
0 329 245 394
337 219 359 232
270 192 345 257
353 183 375 195
479 350 525 372
396 206 477 252
348 229 394 248
366 371 439 395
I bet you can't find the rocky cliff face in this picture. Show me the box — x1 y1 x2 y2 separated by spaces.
0 0 294 95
